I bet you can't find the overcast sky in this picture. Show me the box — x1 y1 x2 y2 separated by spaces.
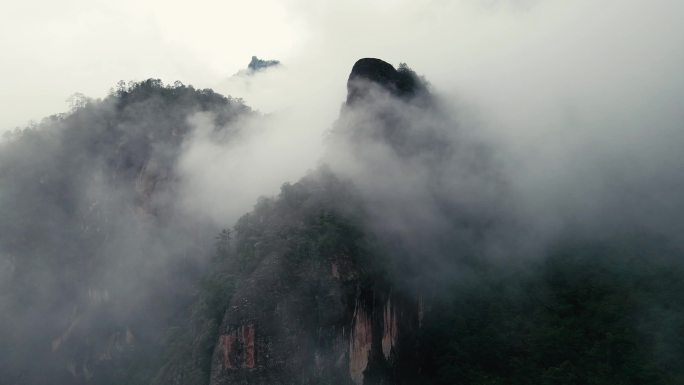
1 0 683 134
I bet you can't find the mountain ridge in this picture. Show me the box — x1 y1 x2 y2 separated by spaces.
0 58 682 385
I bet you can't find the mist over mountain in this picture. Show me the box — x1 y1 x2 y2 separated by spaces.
1 50 684 385
0 80 255 384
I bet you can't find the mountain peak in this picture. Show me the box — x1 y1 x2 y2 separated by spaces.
346 58 422 104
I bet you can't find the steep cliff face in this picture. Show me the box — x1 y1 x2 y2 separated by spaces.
209 239 422 385
209 251 421 384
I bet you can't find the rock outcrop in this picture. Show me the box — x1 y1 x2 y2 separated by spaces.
346 58 423 105
246 56 281 73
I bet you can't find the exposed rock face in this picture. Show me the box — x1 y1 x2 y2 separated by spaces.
381 298 398 360
349 299 372 385
219 325 255 369
209 253 421 385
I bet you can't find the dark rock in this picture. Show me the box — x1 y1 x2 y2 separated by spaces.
336 58 446 160
346 58 423 105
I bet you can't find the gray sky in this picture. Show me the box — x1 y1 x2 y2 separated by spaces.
0 0 305 130
3 0 682 132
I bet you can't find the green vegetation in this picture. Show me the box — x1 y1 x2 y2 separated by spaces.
153 231 238 385
153 168 376 385
0 79 250 385
421 238 684 385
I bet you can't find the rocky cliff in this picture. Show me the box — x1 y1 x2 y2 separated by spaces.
207 172 423 385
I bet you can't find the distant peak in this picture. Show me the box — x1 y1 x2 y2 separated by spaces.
247 56 281 72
